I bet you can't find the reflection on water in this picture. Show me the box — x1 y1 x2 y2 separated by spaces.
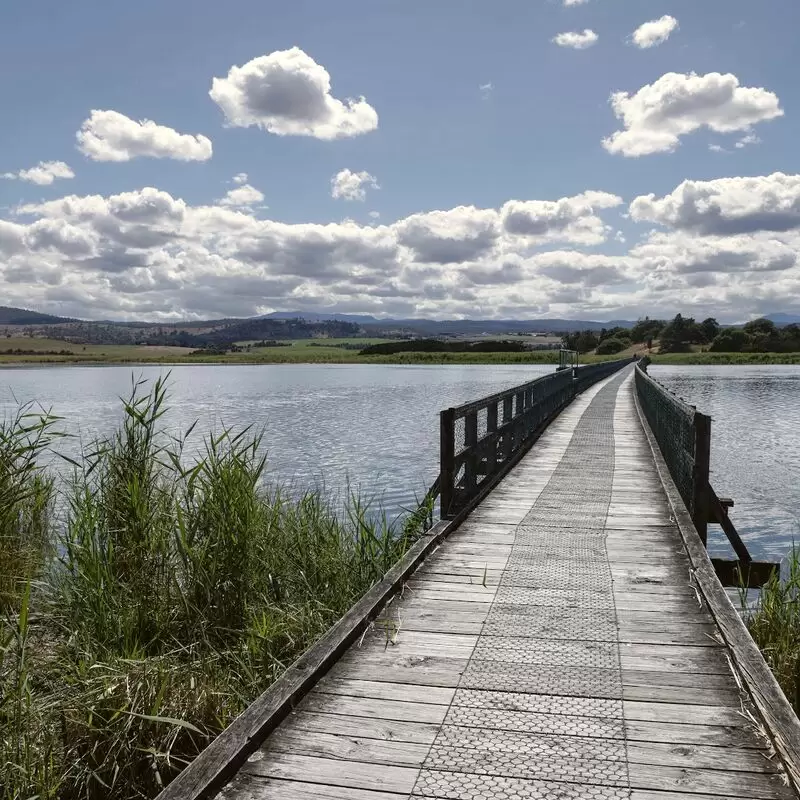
651 365 800 562
0 364 551 522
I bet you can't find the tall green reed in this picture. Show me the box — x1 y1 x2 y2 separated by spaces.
1 375 431 799
744 547 800 713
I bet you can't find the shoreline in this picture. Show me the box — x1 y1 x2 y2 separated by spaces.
1 352 800 367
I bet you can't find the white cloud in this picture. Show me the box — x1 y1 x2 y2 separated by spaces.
5 178 800 323
501 191 622 245
331 169 379 202
603 72 783 157
736 133 761 149
2 161 75 186
552 29 598 49
630 173 800 235
479 82 493 100
709 144 728 154
368 211 381 220
631 16 678 49
219 183 265 212
77 110 213 162
232 172 249 185
563 0 590 5
209 47 378 140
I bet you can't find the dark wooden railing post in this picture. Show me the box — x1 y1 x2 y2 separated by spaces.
692 412 712 547
440 408 455 519
502 396 513 462
464 411 479 496
514 390 525 449
487 401 499 476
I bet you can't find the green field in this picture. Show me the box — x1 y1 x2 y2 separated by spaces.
1 336 800 366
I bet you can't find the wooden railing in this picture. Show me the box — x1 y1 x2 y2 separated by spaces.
634 359 778 587
439 356 636 518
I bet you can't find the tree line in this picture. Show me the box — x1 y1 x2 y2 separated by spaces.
563 316 800 354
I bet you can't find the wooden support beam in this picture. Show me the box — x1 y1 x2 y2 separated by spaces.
708 486 752 564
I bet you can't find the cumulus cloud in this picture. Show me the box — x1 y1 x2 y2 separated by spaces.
77 110 213 162
209 47 378 140
2 161 75 186
232 173 249 185
331 169 379 201
631 16 678 49
394 207 500 265
603 72 783 157
552 30 598 49
219 183 265 212
5 178 799 322
630 173 800 235
501 191 622 245
563 0 590 6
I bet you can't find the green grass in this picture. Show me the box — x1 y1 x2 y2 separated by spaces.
0 376 432 799
2 335 800 366
648 351 800 365
744 549 800 714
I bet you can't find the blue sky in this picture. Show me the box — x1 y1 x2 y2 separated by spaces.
0 0 798 321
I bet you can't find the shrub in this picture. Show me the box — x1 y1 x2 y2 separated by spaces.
595 338 626 355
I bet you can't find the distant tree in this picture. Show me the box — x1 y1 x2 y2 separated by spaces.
630 317 666 344
743 317 778 337
658 314 705 353
562 330 598 353
709 329 749 353
700 318 720 343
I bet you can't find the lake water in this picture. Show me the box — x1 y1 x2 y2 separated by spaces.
0 364 551 523
1 363 797 562
651 365 800 563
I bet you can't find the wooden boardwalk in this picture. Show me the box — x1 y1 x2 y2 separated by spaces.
218 368 794 800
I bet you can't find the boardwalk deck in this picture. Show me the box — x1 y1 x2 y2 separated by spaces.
218 368 795 800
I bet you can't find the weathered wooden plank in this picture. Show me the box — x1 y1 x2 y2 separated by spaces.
300 694 448 725
287 712 440 745
242 752 418 794
221 776 407 800
268 729 430 767
627 762 793 798
314 678 454 706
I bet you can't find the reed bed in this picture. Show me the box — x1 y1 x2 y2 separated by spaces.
0 376 431 799
744 549 800 714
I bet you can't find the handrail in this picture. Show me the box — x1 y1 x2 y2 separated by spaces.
440 356 637 517
634 361 778 587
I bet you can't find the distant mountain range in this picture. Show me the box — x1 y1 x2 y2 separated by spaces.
262 312 639 333
0 306 76 325
4 305 800 335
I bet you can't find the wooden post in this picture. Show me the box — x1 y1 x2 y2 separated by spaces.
692 412 712 547
464 411 479 498
515 390 525 450
502 395 513 463
440 408 455 519
487 401 499 477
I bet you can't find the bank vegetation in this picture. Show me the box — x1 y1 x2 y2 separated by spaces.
0 377 431 799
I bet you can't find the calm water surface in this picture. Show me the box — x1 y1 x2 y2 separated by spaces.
0 364 551 522
651 365 800 562
1 363 797 561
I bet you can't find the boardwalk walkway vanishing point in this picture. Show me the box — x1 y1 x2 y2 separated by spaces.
166 365 800 800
